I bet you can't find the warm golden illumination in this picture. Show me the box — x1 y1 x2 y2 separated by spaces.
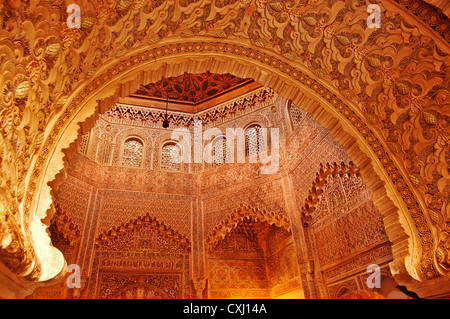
0 0 449 300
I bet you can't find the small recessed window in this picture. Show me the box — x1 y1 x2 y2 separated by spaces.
245 124 265 156
212 136 229 168
161 142 181 171
122 138 143 167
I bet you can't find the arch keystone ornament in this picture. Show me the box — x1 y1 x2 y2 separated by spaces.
0 0 449 298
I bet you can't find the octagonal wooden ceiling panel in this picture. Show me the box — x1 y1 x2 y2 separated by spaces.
123 72 261 113
136 72 254 101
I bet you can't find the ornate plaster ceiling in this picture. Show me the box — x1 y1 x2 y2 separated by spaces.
133 72 251 104
123 72 260 113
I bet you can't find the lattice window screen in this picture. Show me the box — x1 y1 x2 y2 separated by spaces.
289 104 304 128
122 138 143 167
161 142 181 171
79 132 90 155
245 125 265 156
212 136 229 167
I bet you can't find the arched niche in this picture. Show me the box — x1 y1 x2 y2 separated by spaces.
29 51 419 293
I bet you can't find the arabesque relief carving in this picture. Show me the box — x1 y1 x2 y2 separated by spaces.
301 161 360 227
95 213 190 252
206 204 291 250
0 0 448 292
91 215 190 299
106 86 275 128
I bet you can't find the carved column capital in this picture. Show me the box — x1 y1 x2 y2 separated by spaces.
299 260 315 275
192 277 207 299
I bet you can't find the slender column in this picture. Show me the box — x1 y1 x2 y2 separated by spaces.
78 188 102 298
191 195 206 298
279 170 318 298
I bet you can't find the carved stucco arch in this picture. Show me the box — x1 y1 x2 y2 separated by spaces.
95 213 190 251
0 1 448 294
0 0 450 300
300 161 361 227
205 204 292 249
25 47 426 289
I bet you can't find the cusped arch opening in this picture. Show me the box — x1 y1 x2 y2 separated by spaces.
31 51 414 292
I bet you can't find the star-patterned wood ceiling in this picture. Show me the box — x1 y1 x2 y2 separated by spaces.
122 72 261 113
133 72 254 104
